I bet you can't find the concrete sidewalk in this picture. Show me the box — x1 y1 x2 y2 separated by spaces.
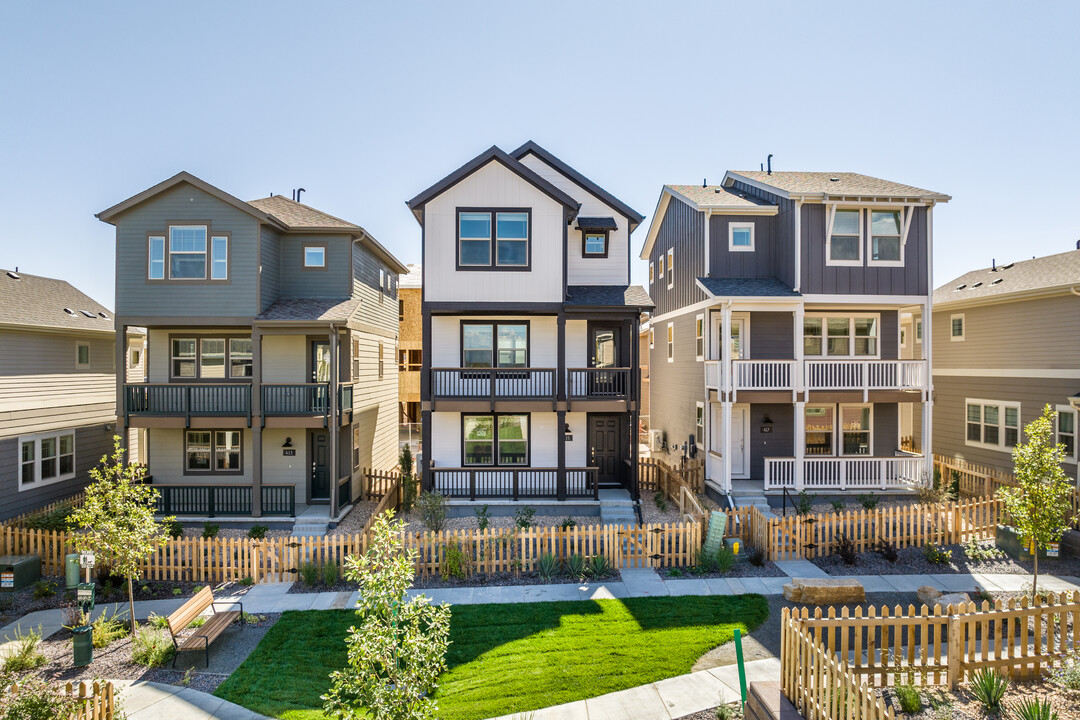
112 680 270 720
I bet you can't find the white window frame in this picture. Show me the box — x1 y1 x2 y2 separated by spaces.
210 235 229 279
900 326 908 349
728 222 755 252
666 322 674 362
950 314 965 341
826 207 863 267
802 313 882 359
965 399 1021 452
867 209 905 267
130 348 141 367
1056 405 1078 462
649 262 654 284
148 236 165 279
695 402 705 447
657 256 664 279
19 430 76 490
303 245 326 268
75 341 91 368
804 404 837 456
168 225 209 280
695 314 705 361
915 318 923 343
666 248 674 289
838 403 874 457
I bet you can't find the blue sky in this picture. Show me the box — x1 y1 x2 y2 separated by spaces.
2 1 1078 309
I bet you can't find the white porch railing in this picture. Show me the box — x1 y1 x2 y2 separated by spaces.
764 456 924 491
733 360 796 392
803 360 925 391
704 360 721 389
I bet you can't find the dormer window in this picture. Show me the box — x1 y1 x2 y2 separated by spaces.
583 232 608 257
577 217 616 258
457 209 530 270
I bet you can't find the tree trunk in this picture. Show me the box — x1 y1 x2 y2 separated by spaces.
1032 548 1039 604
128 576 137 637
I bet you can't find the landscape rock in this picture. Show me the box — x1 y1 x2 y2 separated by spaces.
917 585 943 605
782 578 865 604
932 592 971 609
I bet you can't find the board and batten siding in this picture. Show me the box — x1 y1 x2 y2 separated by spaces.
259 225 281 312
517 153 630 286
113 182 259 318
799 204 929 296
352 243 399 332
648 311 706 466
707 214 779 279
747 311 794 359
648 196 706 317
422 160 565 304
279 234 352 299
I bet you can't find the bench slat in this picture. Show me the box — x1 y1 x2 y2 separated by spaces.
177 611 240 650
168 586 215 635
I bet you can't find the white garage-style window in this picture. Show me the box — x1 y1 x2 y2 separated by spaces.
966 399 1020 451
19 430 76 490
729 222 755 252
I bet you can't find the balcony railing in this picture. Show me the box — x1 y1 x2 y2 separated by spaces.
431 368 556 400
124 384 251 422
567 368 631 400
261 383 330 420
764 456 923 491
430 467 599 500
153 484 295 517
704 359 927 393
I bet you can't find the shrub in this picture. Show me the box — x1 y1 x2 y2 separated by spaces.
654 492 668 511
947 471 960 501
240 575 254 586
474 504 491 531
300 561 320 586
23 501 78 532
566 553 586 580
794 491 815 516
172 587 182 597
715 703 742 720
247 525 268 540
716 547 736 574
146 612 170 629
190 615 207 628
32 580 55 599
695 549 719 574
1050 647 1080 690
969 668 1009 713
1010 697 1058 720
837 534 858 565
877 540 899 563
202 522 220 539
923 543 952 565
831 499 846 513
537 553 560 581
241 612 265 624
586 554 610 579
513 506 536 530
440 543 468 581
101 580 115 598
165 518 184 539
417 492 448 532
894 683 921 714
323 560 340 586
748 548 767 567
91 607 130 648
131 625 175 667
856 493 879 510
400 444 418 513
667 567 684 578
963 536 1004 561
1 626 46 672
0 671 83 720
560 516 576 530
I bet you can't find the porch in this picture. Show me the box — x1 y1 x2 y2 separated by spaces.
430 467 600 500
763 455 923 491
704 358 927 396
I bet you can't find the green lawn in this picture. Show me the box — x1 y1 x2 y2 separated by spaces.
214 595 768 720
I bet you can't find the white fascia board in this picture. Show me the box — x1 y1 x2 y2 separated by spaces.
639 190 673 260
799 294 930 306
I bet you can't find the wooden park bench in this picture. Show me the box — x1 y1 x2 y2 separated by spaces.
167 586 243 667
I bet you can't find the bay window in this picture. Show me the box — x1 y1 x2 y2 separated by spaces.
457 209 530 269
463 414 529 466
966 399 1020 451
19 430 76 489
186 430 242 474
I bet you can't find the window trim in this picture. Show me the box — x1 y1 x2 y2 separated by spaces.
75 341 91 369
915 319 923 343
900 326 908 349
728 222 756 252
378 342 384 380
695 402 705 448
19 430 76 491
580 229 610 258
950 314 965 342
802 313 882 359
649 262 654 284
168 333 255 382
184 429 244 476
455 207 532 271
649 327 654 349
130 348 141 368
867 209 905 267
1056 405 1078 463
460 320 531 368
965 398 1021 453
666 249 674 289
461 413 531 467
826 208 863 267
695 314 705 361
666 322 674 363
148 235 165 280
804 404 837 457
838 403 874 457
145 223 231 284
302 241 328 270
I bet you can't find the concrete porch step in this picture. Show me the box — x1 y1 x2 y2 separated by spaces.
292 521 330 537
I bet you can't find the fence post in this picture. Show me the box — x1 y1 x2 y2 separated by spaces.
947 614 961 689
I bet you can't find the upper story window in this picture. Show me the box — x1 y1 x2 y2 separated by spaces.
666 249 673 289
966 399 1019 451
582 232 608 258
666 322 674 362
303 244 326 268
75 342 90 368
171 336 252 380
462 321 528 368
804 315 879 357
729 222 755 252
828 209 861 265
457 209 530 270
649 262 654 284
1057 406 1077 460
695 315 705 361
870 211 902 265
148 226 229 280
951 314 965 341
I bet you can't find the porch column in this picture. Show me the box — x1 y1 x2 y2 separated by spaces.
793 305 804 401
921 302 933 477
251 327 263 517
329 327 339 519
794 401 805 492
721 304 732 492
420 310 433 491
629 314 640 502
722 402 732 494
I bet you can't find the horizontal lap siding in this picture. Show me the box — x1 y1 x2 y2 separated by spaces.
649 311 706 465
350 329 399 494
259 225 280 311
353 244 398 331
649 197 705 317
279 234 351 298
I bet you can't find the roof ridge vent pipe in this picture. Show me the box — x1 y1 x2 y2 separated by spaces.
991 258 996 272
296 188 306 202
767 154 773 175
703 178 707 188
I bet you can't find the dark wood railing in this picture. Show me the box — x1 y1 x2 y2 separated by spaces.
567 368 630 400
430 467 598 500
261 384 329 421
124 384 251 423
153 484 295 517
430 368 556 401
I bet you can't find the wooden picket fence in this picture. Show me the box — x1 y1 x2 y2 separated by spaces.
362 466 401 501
6 492 86 528
6 680 115 719
639 456 705 496
785 591 1080 692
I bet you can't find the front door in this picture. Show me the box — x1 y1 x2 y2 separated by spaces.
589 326 623 396
310 431 330 501
706 403 748 484
588 414 624 488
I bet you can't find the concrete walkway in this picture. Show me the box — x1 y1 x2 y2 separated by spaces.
112 680 270 720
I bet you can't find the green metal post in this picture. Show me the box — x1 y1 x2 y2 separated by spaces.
734 627 748 708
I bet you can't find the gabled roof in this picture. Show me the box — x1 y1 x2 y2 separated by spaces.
255 298 362 323
510 141 645 231
565 285 654 309
247 195 361 231
667 184 777 211
933 249 1080 308
1 269 115 333
725 171 950 202
696 277 801 298
406 145 580 224
96 171 282 227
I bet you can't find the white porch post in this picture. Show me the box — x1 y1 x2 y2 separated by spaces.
793 305 805 492
793 306 804 401
923 205 935 479
794 401 805 492
721 304 732 493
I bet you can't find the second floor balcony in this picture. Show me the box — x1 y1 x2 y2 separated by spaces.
705 359 927 397
430 366 632 405
124 382 353 426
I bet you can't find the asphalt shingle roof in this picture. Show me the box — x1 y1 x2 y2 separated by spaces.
697 277 801 297
255 298 361 322
1 270 114 332
933 250 1080 306
729 171 947 200
575 216 618 230
565 285 654 308
667 185 777 210
247 196 361 230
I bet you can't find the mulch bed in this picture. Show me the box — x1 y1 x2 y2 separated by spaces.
811 540 1080 577
885 680 1080 720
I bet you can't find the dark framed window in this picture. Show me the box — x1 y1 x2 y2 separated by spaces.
378 342 384 380
170 335 253 380
461 321 529 368
185 429 242 474
456 208 531 270
581 230 609 258
462 414 529 466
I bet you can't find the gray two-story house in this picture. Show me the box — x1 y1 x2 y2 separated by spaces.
97 172 407 524
642 171 949 505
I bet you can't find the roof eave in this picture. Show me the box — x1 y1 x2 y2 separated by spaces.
96 171 283 228
932 284 1080 311
723 171 951 204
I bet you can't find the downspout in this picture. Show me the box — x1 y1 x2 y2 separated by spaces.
703 210 711 278
329 321 340 520
923 206 934 479
1071 287 1080 297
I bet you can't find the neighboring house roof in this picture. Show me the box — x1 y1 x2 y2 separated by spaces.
399 263 422 289
666 184 778 211
575 216 619 230
247 195 361 231
696 277 801 298
565 285 654 309
725 171 951 202
510 141 646 230
1 269 115 333
255 298 362 323
406 145 580 224
933 249 1080 308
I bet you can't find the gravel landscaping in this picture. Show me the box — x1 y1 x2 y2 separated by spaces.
885 680 1080 720
179 526 290 540
811 539 1080 576
397 509 600 535
640 492 722 525
330 499 380 535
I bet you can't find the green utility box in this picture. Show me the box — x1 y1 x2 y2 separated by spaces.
0 555 41 593
66 553 81 590
72 626 93 666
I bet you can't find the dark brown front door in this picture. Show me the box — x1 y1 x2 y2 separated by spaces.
588 414 624 488
310 431 330 501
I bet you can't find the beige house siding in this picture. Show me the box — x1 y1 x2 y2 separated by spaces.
349 327 399 497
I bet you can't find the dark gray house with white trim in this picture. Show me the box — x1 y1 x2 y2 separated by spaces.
642 171 949 504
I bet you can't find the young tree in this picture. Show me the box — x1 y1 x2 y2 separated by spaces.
323 510 450 720
68 437 171 635
399 444 417 513
998 404 1077 600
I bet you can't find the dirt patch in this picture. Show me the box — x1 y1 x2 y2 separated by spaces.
330 500 380 536
811 540 1080 577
